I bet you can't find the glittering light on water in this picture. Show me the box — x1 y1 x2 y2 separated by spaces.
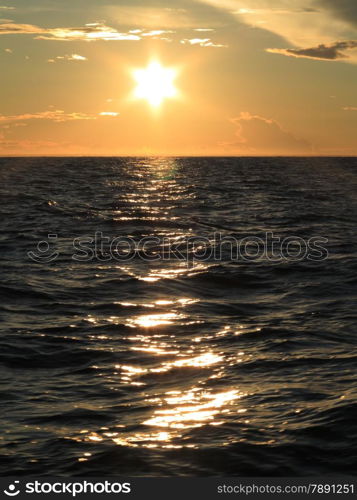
127 312 183 328
173 352 223 368
143 389 242 429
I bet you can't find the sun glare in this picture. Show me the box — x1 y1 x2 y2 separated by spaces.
132 61 178 108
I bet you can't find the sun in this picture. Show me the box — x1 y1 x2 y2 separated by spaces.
132 61 178 108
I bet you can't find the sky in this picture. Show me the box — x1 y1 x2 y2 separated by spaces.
0 0 356 155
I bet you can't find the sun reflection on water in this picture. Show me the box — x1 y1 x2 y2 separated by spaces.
70 313 250 451
116 350 224 383
73 228 252 453
143 389 241 429
108 387 244 449
119 262 212 283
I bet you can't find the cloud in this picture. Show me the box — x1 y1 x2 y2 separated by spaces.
0 6 14 10
0 21 175 42
233 6 319 15
0 22 40 34
47 54 87 63
4 47 12 52
201 0 357 63
36 24 142 41
140 29 173 37
343 106 357 111
180 37 227 47
0 110 96 123
267 40 357 60
0 19 229 47
0 109 121 125
37 23 142 42
226 112 312 154
99 112 120 117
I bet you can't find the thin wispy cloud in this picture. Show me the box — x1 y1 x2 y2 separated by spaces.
234 6 319 15
140 30 173 37
0 19 226 48
0 137 61 151
0 23 45 34
180 38 227 48
0 21 173 42
0 109 122 124
48 54 87 63
99 112 120 117
104 2 235 30
0 110 97 123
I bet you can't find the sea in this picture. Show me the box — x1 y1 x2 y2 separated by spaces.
0 156 356 476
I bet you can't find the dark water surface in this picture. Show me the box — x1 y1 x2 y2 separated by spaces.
0 157 356 476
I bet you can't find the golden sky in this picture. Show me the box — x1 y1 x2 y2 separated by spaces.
0 0 356 155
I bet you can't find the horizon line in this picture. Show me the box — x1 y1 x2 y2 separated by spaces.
0 154 356 159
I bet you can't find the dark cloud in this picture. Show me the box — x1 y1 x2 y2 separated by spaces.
317 0 357 27
267 40 357 61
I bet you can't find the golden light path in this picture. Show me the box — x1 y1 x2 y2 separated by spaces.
132 60 179 108
72 256 256 457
